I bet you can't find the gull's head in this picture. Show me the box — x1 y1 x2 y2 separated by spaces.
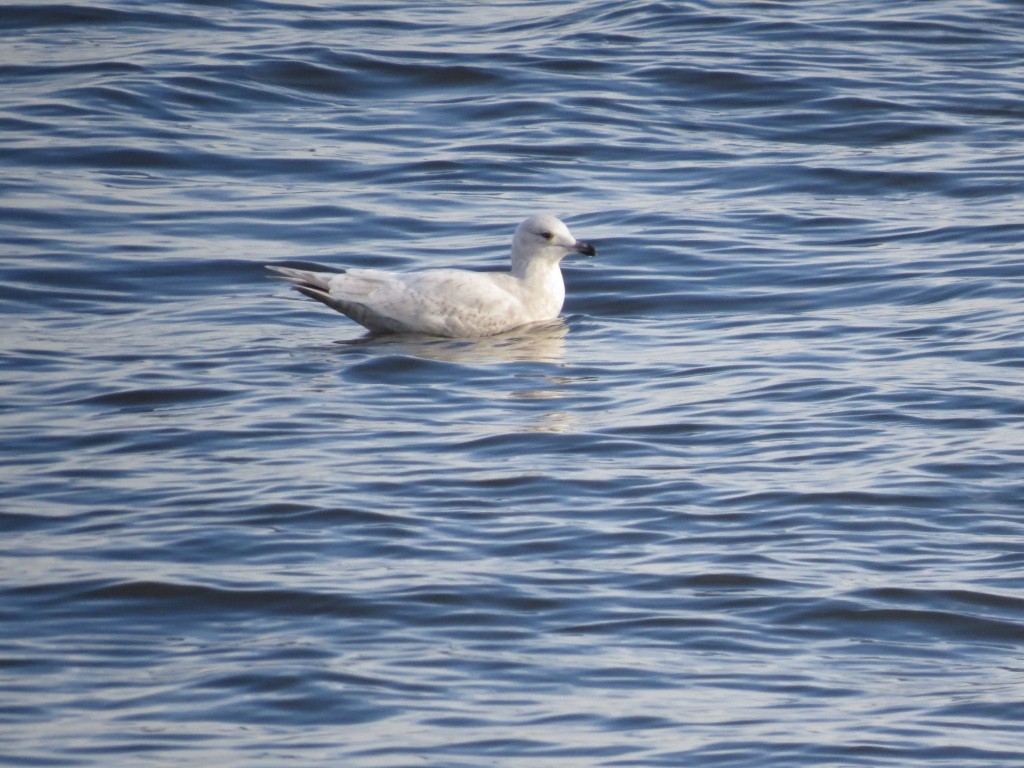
511 214 596 274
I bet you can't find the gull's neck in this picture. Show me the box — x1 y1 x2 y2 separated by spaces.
512 257 565 317
512 255 560 282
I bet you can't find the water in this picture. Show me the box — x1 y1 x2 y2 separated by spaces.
2 1 1024 765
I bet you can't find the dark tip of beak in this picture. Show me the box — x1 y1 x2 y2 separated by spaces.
573 240 597 257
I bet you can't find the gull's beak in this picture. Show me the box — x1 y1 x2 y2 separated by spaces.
572 240 597 257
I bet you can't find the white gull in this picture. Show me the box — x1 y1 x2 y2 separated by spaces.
267 213 596 338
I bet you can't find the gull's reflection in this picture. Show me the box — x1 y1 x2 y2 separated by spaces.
518 409 579 434
337 318 568 365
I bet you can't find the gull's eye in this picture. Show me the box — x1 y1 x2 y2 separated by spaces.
540 231 553 240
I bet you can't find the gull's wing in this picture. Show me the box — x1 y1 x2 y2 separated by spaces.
268 266 531 336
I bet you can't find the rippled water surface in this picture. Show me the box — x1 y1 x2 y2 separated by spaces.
3 1 1024 765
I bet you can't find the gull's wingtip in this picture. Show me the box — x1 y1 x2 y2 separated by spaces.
266 264 301 279
265 265 337 297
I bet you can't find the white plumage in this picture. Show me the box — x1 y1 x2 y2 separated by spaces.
267 213 595 338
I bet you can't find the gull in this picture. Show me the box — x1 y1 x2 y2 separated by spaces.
267 213 596 338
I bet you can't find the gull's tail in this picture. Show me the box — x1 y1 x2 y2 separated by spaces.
267 264 408 334
266 265 346 314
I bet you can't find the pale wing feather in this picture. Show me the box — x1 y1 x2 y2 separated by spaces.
333 269 535 337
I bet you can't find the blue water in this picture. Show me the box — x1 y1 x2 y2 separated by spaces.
2 1 1024 765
